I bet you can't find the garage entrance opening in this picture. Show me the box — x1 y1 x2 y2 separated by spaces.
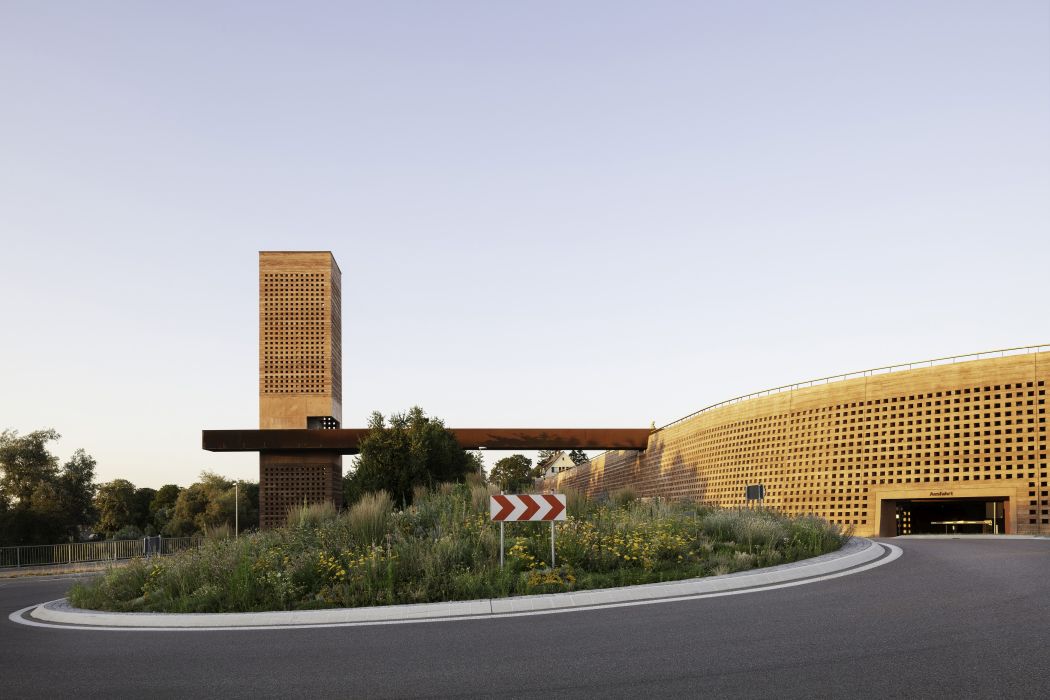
895 498 1006 535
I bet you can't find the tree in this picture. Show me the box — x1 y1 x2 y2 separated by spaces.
0 429 97 545
465 451 485 478
56 449 97 540
166 481 209 536
568 449 589 465
132 487 157 534
168 472 230 535
26 479 67 542
349 407 478 506
150 484 182 533
165 472 258 536
488 454 533 492
0 428 60 505
234 480 259 534
94 479 138 537
342 467 363 508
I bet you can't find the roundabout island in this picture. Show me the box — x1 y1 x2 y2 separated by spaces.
14 537 898 630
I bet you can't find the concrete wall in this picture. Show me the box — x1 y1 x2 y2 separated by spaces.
542 352 1049 537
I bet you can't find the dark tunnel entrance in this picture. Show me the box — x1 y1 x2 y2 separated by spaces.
894 498 1007 535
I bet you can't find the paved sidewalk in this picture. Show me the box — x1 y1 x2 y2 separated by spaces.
24 537 898 630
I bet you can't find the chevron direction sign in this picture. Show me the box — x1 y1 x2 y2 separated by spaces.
490 494 567 522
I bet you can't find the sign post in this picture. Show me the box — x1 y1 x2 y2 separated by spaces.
490 493 568 569
551 521 556 568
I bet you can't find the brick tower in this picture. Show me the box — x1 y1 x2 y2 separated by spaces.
258 251 343 528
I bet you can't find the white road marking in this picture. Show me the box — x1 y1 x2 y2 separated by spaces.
7 544 902 633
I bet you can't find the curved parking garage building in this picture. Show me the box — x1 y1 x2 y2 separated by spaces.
542 348 1049 537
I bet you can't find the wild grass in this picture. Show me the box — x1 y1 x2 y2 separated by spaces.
287 501 337 529
69 486 849 613
348 491 392 545
203 523 233 540
607 486 638 508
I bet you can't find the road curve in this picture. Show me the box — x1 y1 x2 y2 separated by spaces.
16 538 891 629
2 538 1048 699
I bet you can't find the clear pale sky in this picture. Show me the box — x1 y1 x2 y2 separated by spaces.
1 2 1047 489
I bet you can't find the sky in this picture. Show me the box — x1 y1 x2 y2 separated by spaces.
1 2 1047 489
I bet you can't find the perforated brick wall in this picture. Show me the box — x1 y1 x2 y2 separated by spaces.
259 453 343 530
258 252 344 528
543 353 1049 537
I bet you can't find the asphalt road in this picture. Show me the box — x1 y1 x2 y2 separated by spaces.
2 539 1048 699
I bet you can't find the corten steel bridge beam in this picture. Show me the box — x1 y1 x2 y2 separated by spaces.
202 428 652 454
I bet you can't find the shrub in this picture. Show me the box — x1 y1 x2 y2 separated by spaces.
699 509 739 542
70 485 847 613
110 525 145 541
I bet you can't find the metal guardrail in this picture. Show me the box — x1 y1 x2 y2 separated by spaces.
0 536 202 569
658 343 1050 432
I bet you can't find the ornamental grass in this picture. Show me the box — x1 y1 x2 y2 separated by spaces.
69 484 848 613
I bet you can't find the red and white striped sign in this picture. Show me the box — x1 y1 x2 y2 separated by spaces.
490 494 567 521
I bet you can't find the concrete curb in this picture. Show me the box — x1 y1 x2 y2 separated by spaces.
894 534 1050 540
24 538 892 629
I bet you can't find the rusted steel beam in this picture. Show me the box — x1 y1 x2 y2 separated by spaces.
203 429 369 453
202 428 651 454
443 428 651 451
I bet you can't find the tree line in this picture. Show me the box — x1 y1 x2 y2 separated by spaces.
0 429 258 547
3 410 590 546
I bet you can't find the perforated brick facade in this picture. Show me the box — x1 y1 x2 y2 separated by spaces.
259 453 343 529
259 251 342 429
542 352 1049 537
258 251 343 528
